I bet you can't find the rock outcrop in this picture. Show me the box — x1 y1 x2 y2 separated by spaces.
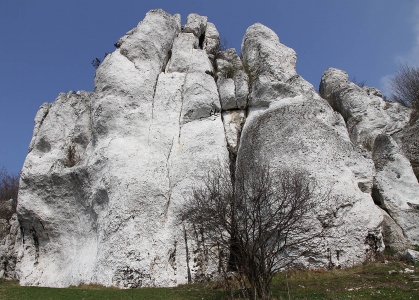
1 9 418 288
0 199 20 279
239 24 383 268
320 68 419 248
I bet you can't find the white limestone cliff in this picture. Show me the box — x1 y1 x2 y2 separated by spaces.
1 9 418 288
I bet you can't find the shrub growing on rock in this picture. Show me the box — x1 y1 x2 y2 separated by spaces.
388 64 419 121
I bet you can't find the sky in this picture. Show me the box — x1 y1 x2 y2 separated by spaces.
0 0 418 174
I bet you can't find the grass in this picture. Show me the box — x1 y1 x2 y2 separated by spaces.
0 259 418 299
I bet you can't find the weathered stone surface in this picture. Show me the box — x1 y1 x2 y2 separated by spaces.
241 24 324 109
222 110 246 154
234 70 249 108
166 33 213 74
181 72 220 123
397 249 419 263
95 50 148 96
380 208 410 251
217 77 236 110
319 68 410 150
239 24 384 267
17 11 227 288
216 49 248 110
393 119 419 180
372 134 419 244
241 23 297 83
319 67 419 246
183 13 207 37
28 103 50 152
204 22 218 39
202 22 219 54
239 96 383 268
0 213 20 279
237 96 383 267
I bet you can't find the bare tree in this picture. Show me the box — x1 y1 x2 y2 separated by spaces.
180 160 333 300
388 64 419 109
0 166 19 220
351 76 366 88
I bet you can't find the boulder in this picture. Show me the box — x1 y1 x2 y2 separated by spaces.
397 249 419 263
380 208 410 251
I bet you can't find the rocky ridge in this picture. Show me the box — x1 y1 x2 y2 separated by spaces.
0 9 418 288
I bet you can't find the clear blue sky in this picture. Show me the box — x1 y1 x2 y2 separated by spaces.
1 0 418 174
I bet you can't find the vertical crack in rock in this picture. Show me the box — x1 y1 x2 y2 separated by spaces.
148 74 161 145
178 69 190 143
163 137 175 219
162 50 172 73
183 224 192 283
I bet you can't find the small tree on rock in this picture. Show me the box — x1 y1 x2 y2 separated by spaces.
388 64 419 121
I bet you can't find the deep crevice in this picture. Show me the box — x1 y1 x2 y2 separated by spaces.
198 33 205 49
162 50 172 72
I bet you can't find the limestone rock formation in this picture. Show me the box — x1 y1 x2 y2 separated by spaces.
0 200 20 279
320 68 419 248
1 9 418 288
240 24 383 268
393 120 419 180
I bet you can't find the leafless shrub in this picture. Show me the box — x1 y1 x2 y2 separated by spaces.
208 37 229 61
180 160 334 299
351 76 366 88
388 64 419 111
0 167 19 219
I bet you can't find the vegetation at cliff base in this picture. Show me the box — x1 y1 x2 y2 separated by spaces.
1 259 418 299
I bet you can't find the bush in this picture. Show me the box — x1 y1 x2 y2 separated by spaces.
180 160 333 300
219 64 237 79
351 76 366 88
0 167 19 219
91 58 101 69
388 64 419 111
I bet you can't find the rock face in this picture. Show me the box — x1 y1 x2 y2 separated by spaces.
1 9 418 288
0 200 20 279
320 68 419 248
239 24 384 268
